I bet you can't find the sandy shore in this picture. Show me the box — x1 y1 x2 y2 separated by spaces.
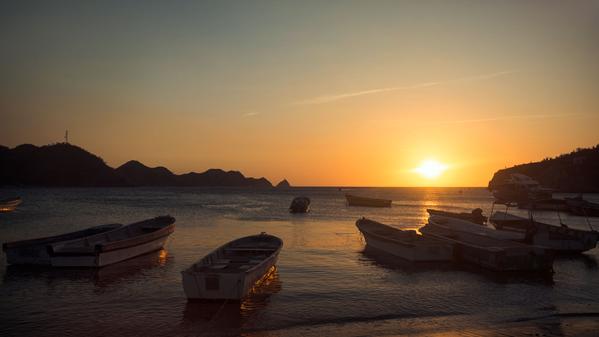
241 313 599 337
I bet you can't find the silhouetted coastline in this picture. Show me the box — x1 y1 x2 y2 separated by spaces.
489 144 599 192
0 143 276 188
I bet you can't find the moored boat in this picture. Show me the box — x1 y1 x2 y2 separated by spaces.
48 215 175 267
182 233 283 300
0 197 22 212
421 218 554 272
565 195 599 217
490 211 599 253
289 196 310 213
2 223 122 265
345 194 392 207
356 218 453 262
428 214 525 241
427 208 487 225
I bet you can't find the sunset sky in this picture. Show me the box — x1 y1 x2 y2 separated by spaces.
1 1 598 186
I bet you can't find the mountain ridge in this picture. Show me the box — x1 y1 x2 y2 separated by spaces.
0 143 275 188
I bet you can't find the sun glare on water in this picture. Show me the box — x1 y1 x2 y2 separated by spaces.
414 159 448 179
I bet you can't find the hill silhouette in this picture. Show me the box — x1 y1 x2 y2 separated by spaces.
0 143 274 188
489 144 599 192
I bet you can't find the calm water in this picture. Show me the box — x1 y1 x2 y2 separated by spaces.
1 187 599 336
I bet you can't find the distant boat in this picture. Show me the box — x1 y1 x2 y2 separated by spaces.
48 215 175 267
0 197 22 213
427 215 525 241
421 217 554 272
564 195 599 217
289 196 310 213
427 208 487 225
356 218 453 262
489 211 599 253
3 223 122 265
182 233 283 300
345 194 392 207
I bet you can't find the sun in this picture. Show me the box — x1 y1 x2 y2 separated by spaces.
414 159 447 179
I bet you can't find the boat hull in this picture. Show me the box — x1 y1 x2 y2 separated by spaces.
422 221 554 272
490 212 599 253
356 219 452 262
51 234 171 267
183 254 279 300
3 224 122 265
48 216 175 267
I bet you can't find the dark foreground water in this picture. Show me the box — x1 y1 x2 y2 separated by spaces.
1 187 598 336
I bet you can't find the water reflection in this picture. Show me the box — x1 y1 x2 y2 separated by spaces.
182 270 282 330
2 249 172 288
359 246 453 273
360 245 554 285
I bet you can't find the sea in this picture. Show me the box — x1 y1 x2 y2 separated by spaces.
1 187 599 337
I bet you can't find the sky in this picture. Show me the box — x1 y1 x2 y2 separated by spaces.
1 0 598 186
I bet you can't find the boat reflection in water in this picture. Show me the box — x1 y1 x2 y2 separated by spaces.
2 249 172 288
360 245 554 285
182 267 282 330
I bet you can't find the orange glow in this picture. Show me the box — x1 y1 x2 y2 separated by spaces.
413 159 448 179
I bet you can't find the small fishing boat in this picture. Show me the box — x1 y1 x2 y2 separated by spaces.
565 195 599 217
0 197 22 212
427 208 487 225
289 196 310 213
48 215 175 267
345 194 392 207
428 215 525 241
182 233 283 300
2 223 122 265
356 218 453 262
421 219 554 272
490 211 599 253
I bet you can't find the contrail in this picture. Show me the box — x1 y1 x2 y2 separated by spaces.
295 70 517 105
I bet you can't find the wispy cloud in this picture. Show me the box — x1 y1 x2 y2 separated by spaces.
242 112 259 117
433 112 585 125
295 70 517 105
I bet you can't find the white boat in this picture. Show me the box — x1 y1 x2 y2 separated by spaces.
0 197 22 212
48 216 175 267
428 215 525 241
182 233 283 300
2 223 122 265
356 218 453 262
490 211 599 253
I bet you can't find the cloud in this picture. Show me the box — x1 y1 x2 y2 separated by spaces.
242 112 259 117
434 112 585 125
295 70 517 105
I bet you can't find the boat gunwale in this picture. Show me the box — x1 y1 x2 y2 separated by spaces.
48 216 176 255
423 219 541 252
2 223 123 251
356 218 446 249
